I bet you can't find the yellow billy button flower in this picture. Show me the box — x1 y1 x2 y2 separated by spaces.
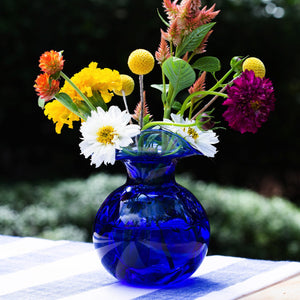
242 57 266 78
128 49 154 75
113 75 135 96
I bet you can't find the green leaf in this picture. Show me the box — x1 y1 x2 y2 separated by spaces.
176 23 215 57
90 90 107 111
55 92 79 113
151 84 169 93
157 8 169 27
192 56 221 72
162 57 196 99
77 101 91 119
143 114 151 127
38 96 46 109
171 101 182 111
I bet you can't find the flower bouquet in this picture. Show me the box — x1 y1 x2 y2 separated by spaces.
34 0 275 286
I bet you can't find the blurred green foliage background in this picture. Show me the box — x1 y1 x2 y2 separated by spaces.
1 0 299 203
1 173 299 260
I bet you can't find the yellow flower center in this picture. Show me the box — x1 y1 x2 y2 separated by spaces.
97 125 117 145
251 100 261 111
186 127 199 140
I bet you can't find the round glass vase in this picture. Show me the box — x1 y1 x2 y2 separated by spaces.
93 129 210 286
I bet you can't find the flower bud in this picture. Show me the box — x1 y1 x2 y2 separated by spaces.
230 56 243 74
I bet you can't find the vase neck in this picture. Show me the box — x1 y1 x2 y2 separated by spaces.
123 158 177 185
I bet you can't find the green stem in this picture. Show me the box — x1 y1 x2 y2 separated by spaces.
208 68 234 92
121 90 132 124
191 71 241 120
191 98 203 115
189 96 195 119
163 83 175 120
161 69 167 105
170 44 174 58
139 75 144 129
142 120 199 131
180 90 227 115
178 65 235 116
192 86 227 120
60 72 96 111
187 52 196 63
159 227 175 270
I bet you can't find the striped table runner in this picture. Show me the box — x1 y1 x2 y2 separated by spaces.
0 235 299 299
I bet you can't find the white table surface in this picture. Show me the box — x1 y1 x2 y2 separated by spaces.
0 235 299 300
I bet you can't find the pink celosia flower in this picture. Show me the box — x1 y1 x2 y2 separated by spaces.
181 0 202 18
168 18 183 46
182 52 189 62
155 31 171 64
132 93 152 122
222 70 276 134
189 71 206 94
34 73 60 102
162 0 219 53
163 0 180 21
197 4 220 26
194 30 213 54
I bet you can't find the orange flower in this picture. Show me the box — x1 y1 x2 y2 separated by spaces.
39 50 64 75
34 73 60 102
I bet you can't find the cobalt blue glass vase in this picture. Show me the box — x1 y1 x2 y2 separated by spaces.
93 129 210 286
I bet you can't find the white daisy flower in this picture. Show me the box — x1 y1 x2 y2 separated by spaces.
79 106 140 167
162 113 219 157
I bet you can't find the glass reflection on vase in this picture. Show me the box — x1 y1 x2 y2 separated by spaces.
93 129 210 286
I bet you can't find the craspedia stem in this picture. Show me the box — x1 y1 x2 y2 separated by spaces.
139 75 144 129
121 90 132 124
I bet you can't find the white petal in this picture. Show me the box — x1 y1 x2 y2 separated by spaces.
78 106 141 168
170 113 183 124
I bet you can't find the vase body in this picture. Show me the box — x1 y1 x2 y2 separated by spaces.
93 130 210 286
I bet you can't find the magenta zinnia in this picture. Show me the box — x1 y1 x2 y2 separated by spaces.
222 70 275 134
